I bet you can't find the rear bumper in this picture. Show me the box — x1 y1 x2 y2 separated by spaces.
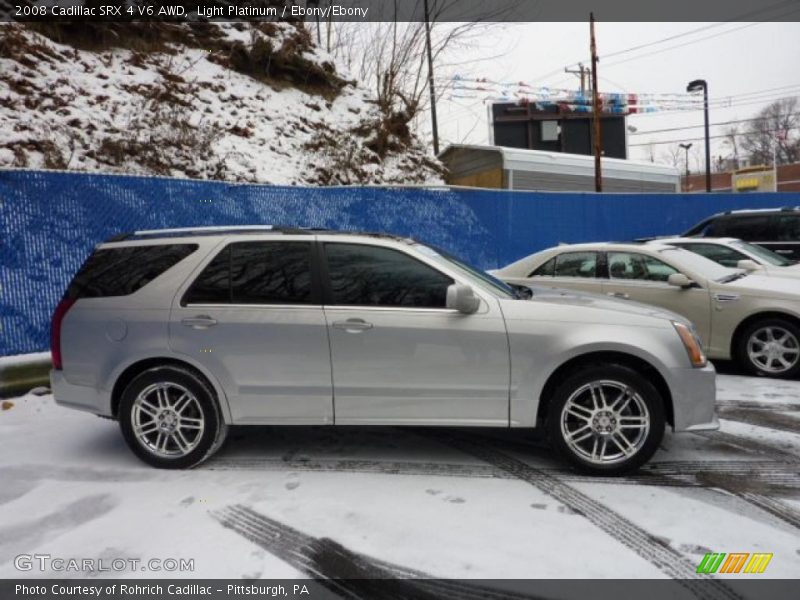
50 370 112 417
669 363 718 432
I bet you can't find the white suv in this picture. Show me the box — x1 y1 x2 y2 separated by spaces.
51 227 717 474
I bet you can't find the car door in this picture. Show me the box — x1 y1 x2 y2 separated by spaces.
321 240 510 426
516 251 604 295
169 238 333 424
602 251 713 345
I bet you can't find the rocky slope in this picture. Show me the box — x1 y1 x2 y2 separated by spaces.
0 21 444 185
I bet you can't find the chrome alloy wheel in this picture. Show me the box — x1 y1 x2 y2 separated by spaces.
560 380 650 465
132 382 205 457
746 326 800 374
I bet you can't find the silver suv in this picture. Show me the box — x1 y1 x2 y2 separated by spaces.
51 227 718 474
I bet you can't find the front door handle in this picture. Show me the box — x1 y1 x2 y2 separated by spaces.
774 249 794 255
607 292 630 299
332 319 374 333
181 315 217 329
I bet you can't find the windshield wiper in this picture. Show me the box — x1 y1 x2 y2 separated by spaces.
718 272 748 284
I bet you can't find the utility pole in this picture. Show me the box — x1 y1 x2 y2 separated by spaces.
423 0 440 155
590 13 602 192
565 63 587 95
679 142 693 191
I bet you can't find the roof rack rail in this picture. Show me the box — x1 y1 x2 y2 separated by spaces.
133 225 278 236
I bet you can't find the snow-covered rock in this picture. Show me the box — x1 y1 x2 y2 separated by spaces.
0 22 444 185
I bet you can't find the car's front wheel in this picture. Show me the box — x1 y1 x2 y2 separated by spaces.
119 366 227 469
735 318 800 379
547 364 665 475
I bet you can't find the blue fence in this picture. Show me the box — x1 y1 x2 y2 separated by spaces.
2 168 798 356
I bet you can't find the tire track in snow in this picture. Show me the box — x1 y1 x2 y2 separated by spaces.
425 434 744 600
212 504 543 600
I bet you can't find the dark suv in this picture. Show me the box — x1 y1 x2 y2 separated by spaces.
683 207 800 261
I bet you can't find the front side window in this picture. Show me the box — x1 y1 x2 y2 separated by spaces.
608 252 678 282
325 243 453 308
676 243 746 268
554 252 597 278
184 242 313 304
775 215 800 241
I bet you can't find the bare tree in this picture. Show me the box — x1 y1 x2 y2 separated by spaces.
661 144 683 169
325 1 516 149
721 124 740 170
740 97 799 166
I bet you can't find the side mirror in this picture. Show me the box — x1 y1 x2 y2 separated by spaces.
736 259 762 272
446 284 480 314
668 273 693 289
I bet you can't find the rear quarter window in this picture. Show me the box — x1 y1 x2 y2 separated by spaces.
67 244 198 298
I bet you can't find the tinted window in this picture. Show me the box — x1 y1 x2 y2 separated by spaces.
676 243 747 268
185 242 313 304
716 215 774 240
68 244 197 298
608 252 678 282
775 215 800 241
325 243 453 308
554 252 597 278
530 257 556 277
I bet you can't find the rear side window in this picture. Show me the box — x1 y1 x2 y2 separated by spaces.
68 244 198 298
529 257 556 277
715 215 774 240
325 243 453 308
184 242 313 305
554 252 597 278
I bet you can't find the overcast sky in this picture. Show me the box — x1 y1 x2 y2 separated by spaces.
426 21 800 170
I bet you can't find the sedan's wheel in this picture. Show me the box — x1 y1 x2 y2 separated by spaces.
738 319 800 378
119 366 227 469
547 365 665 475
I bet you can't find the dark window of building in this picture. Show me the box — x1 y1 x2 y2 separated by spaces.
185 242 313 305
68 244 198 299
325 243 453 308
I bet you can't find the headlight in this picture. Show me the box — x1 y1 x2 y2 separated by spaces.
673 322 707 368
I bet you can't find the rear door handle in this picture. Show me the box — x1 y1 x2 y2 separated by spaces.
181 315 217 329
607 292 630 299
332 319 373 333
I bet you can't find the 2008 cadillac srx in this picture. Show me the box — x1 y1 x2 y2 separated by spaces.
51 227 717 474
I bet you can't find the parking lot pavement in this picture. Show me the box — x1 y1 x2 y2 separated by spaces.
0 375 798 588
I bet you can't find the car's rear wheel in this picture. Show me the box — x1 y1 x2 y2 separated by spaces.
735 318 800 378
119 366 227 469
547 364 665 475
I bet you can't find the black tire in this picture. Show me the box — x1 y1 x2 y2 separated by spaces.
734 318 800 379
546 364 665 476
119 366 228 469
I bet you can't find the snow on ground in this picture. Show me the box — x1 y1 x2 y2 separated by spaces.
0 23 442 185
0 374 799 593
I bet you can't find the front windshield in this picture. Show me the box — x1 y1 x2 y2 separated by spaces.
731 240 794 267
658 247 742 283
414 244 516 299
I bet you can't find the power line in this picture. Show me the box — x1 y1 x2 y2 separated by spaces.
630 112 800 136
629 127 794 147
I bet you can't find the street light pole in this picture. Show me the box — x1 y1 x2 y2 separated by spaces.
679 142 692 191
687 79 711 192
423 0 440 155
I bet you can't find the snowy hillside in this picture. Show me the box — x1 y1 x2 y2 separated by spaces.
0 22 444 185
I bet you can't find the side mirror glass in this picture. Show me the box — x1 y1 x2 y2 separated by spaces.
446 284 480 314
667 273 692 288
736 259 761 272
